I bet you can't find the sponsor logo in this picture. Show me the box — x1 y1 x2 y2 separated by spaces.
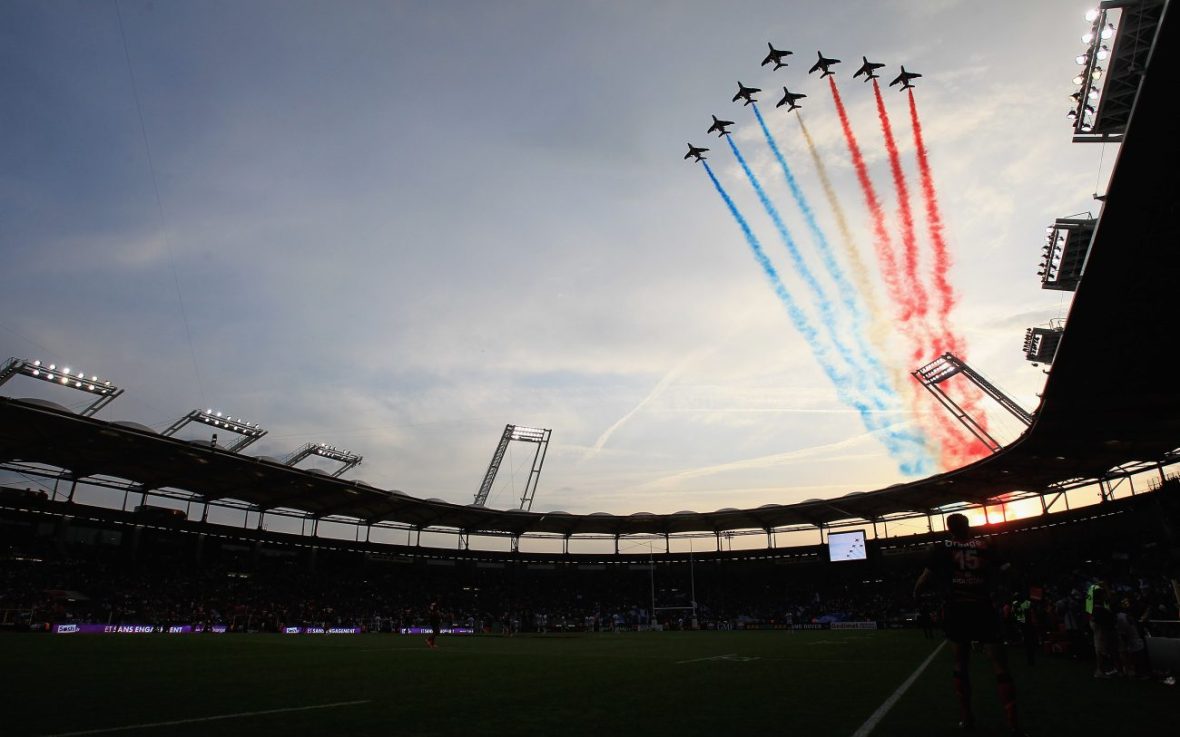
55 624 79 634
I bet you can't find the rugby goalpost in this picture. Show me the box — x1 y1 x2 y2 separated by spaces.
631 541 698 630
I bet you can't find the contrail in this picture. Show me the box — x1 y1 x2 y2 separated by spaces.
702 161 932 475
582 344 717 462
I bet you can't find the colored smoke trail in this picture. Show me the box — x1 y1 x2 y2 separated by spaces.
827 77 908 325
725 135 881 410
702 162 932 475
701 161 834 386
751 103 895 401
828 76 962 467
908 90 958 355
795 112 884 341
907 90 991 451
868 81 982 464
872 80 929 332
798 111 921 443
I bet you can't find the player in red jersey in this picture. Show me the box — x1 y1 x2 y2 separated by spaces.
914 513 1025 735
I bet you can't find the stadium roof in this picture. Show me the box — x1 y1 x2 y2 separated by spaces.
2 1 1178 538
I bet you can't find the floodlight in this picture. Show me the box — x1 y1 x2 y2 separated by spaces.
1101 23 1115 40
1082 32 1094 43
1096 45 1109 61
1085 9 1099 22
1072 75 1085 85
283 442 363 477
508 425 547 442
0 357 123 416
1075 54 1088 65
1091 67 1103 80
162 408 268 452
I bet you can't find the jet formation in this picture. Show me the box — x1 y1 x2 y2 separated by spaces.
732 81 761 106
853 56 885 81
707 115 734 137
776 87 806 111
761 43 792 70
809 51 840 77
685 44 921 162
889 66 922 90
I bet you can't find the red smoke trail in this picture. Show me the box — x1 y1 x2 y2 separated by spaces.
872 80 980 465
829 77 961 467
827 77 908 325
908 89 958 356
908 90 991 449
872 79 929 336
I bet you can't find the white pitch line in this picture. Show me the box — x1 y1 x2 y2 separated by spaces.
43 700 372 736
850 640 946 737
675 652 738 664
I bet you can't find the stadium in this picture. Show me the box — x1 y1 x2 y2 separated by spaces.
3 1 1180 736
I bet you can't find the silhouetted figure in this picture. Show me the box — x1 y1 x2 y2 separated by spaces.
914 513 1025 735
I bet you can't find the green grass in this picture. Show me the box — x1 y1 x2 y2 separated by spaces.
2 630 1175 736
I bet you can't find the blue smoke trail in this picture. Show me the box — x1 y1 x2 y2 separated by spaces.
702 162 831 370
751 103 901 403
703 162 932 474
725 136 883 411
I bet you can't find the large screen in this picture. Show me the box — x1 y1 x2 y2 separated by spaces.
827 530 867 562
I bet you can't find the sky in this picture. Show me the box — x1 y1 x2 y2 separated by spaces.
0 0 1114 519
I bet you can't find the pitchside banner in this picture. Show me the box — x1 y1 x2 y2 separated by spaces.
829 621 879 630
53 624 229 634
398 626 474 635
282 626 363 634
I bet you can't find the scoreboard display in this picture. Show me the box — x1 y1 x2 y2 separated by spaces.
827 530 867 562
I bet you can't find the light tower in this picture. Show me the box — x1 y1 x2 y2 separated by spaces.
912 353 1033 453
473 424 551 511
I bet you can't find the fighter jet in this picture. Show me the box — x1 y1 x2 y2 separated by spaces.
853 56 885 81
889 66 922 90
732 81 761 106
761 43 793 70
707 115 734 137
776 87 806 111
809 51 841 77
684 143 709 162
